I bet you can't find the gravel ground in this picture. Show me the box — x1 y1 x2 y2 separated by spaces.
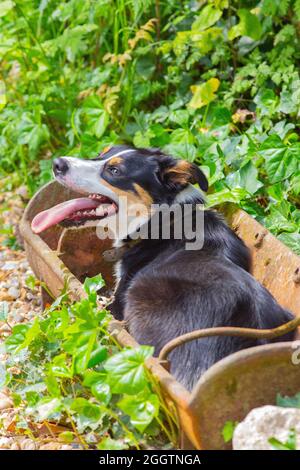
0 189 74 450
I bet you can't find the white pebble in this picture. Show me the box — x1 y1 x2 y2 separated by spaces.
233 405 300 450
0 397 13 410
0 437 13 449
1 262 18 271
7 287 20 299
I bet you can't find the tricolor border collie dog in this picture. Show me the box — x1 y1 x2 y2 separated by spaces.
32 146 295 391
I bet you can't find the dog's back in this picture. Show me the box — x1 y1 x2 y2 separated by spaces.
125 246 294 391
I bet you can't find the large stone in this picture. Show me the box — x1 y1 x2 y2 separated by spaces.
233 405 300 450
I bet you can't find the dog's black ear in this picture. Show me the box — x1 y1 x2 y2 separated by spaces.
158 157 208 192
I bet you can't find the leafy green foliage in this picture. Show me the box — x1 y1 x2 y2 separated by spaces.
1 275 178 449
221 420 238 443
0 1 300 251
269 429 297 450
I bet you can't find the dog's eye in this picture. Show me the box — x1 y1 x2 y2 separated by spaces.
108 166 120 176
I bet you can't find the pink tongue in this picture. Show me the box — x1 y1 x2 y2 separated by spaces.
31 198 99 234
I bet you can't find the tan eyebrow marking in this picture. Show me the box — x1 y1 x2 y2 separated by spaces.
108 156 123 166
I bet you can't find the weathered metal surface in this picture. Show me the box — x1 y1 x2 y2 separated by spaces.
229 209 300 315
19 183 300 450
189 342 300 450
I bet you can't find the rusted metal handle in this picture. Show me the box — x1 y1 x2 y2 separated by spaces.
158 316 300 362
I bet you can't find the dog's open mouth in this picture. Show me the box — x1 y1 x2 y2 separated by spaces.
31 194 118 234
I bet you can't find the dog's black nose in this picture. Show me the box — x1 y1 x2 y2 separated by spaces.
53 158 69 176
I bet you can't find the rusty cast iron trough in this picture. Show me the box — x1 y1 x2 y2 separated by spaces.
20 181 300 450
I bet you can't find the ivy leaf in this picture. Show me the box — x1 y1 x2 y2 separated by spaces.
87 346 107 368
97 437 129 450
254 89 278 116
0 1 14 17
30 398 62 421
45 370 61 397
5 324 30 353
277 233 300 255
117 393 159 432
189 78 220 110
259 137 300 183
91 382 111 405
82 95 109 139
58 431 74 443
227 161 263 195
15 317 40 352
192 5 223 31
269 429 297 450
83 274 105 295
50 353 72 378
222 420 238 443
228 9 262 41
265 202 298 234
264 150 298 184
206 188 248 207
70 398 103 432
104 346 153 395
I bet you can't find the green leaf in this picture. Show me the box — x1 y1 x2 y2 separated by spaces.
83 274 105 295
228 9 262 41
117 393 159 432
227 161 263 195
30 398 62 421
93 110 109 139
50 354 72 378
264 148 298 184
189 78 220 109
97 437 129 450
15 317 40 352
207 188 248 207
70 398 103 432
45 370 61 397
82 370 107 387
259 137 300 184
265 204 298 234
91 382 111 405
5 324 30 353
222 420 238 443
87 345 107 368
254 89 278 116
104 346 153 395
278 233 300 255
82 95 109 138
0 1 14 18
58 431 74 443
189 78 220 110
73 331 97 374
269 429 297 450
192 5 223 32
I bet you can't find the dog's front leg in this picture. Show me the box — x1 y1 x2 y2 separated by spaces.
107 297 124 320
107 276 129 320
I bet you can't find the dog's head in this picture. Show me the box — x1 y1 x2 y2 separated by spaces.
31 145 208 235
